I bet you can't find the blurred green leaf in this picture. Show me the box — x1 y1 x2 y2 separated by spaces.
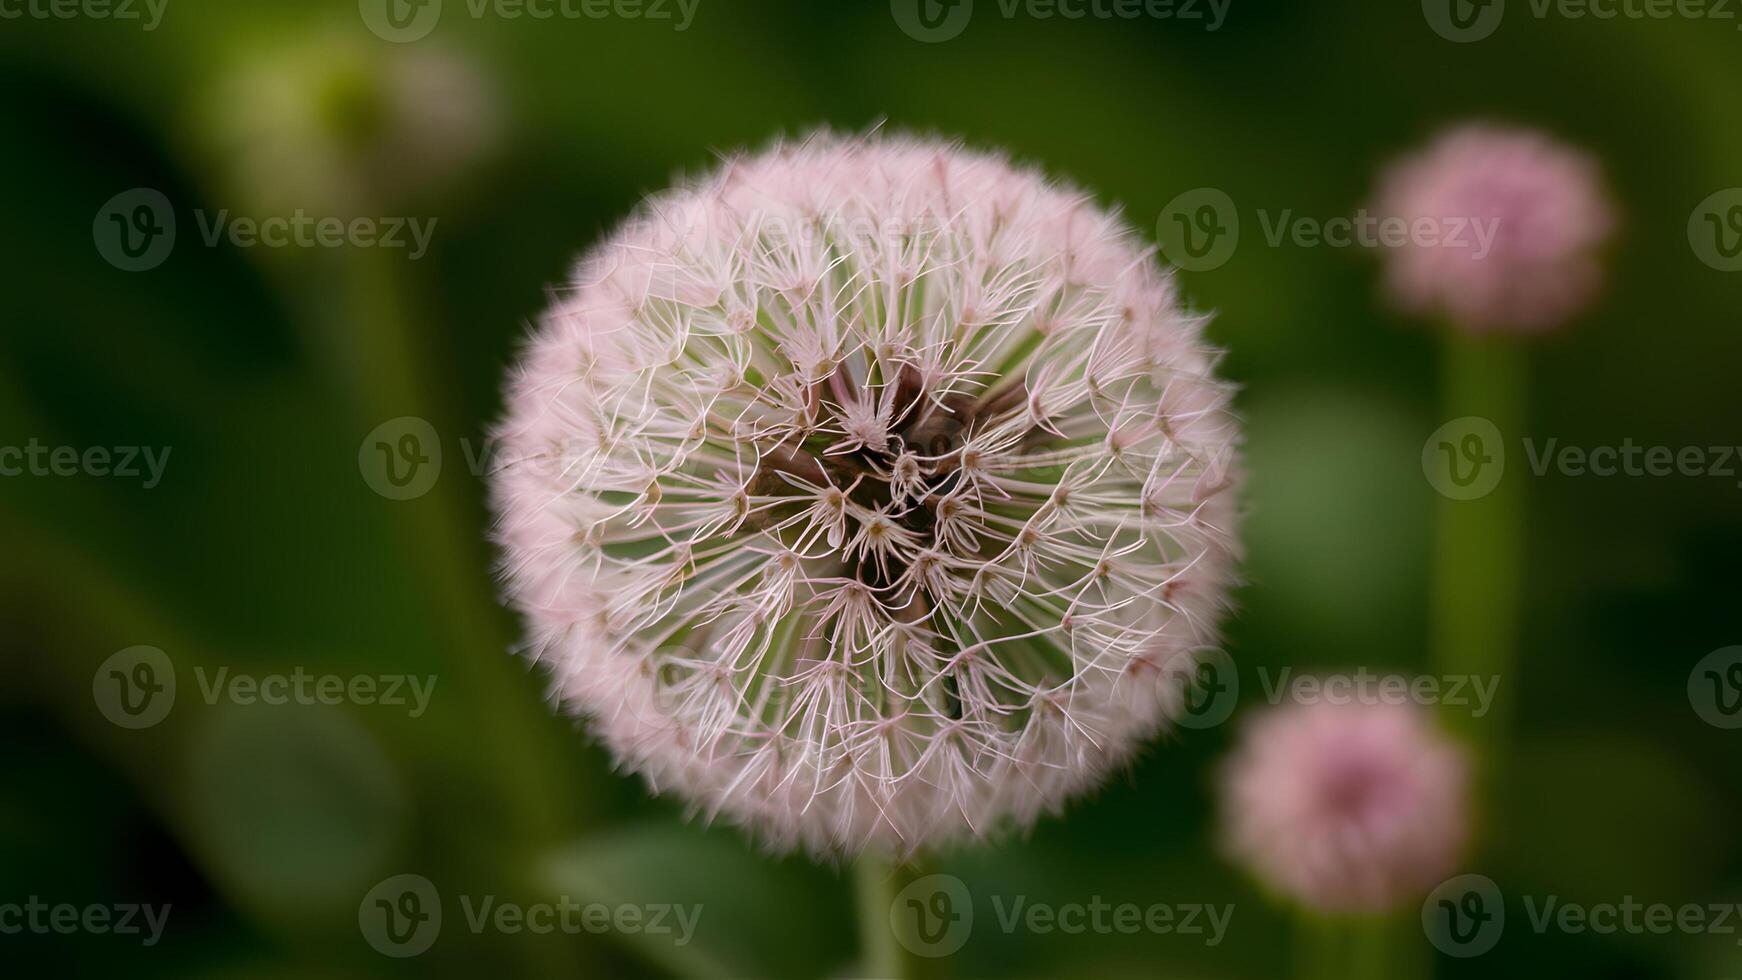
539 823 852 979
184 702 408 920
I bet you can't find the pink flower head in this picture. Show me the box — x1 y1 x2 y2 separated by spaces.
1372 123 1615 333
1220 695 1468 913
491 132 1242 857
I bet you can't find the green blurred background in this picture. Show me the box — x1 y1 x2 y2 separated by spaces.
3 1 1740 976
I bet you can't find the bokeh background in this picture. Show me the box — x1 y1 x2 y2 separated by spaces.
3 1 1740 977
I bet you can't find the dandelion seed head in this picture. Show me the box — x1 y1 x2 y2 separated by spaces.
1220 697 1469 913
1372 123 1614 333
492 132 1241 857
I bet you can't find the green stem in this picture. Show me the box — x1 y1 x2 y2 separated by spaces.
345 249 567 840
856 857 919 980
335 250 576 977
1430 335 1526 762
1294 913 1400 980
1348 916 1389 980
1293 910 1324 980
1424 334 1525 980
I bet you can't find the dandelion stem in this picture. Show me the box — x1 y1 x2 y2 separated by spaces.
1294 914 1399 980
1348 916 1390 980
1430 335 1524 761
341 249 575 977
1293 911 1333 980
855 857 917 980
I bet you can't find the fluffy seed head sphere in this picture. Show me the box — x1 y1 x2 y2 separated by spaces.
1372 123 1615 333
1220 697 1469 913
491 133 1242 857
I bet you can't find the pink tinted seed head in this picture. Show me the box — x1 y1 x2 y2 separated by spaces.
1372 123 1614 334
491 132 1242 858
1221 696 1469 913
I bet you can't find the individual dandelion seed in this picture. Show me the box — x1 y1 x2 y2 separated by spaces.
1371 123 1615 333
490 132 1242 858
1220 696 1469 914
